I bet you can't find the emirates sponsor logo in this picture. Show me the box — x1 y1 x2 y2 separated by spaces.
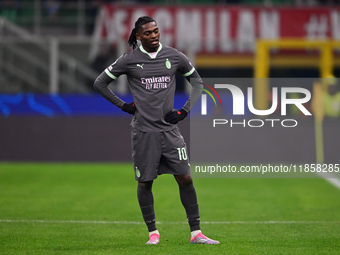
141 76 171 90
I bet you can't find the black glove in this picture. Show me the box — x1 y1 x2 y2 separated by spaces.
122 102 136 115
164 109 188 124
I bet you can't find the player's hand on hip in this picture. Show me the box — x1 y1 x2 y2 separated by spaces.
122 102 136 115
164 109 188 124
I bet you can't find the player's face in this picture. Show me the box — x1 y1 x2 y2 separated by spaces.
136 22 160 53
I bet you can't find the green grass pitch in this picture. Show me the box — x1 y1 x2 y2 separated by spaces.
0 162 340 254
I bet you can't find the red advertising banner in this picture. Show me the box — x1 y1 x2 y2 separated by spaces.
92 5 340 54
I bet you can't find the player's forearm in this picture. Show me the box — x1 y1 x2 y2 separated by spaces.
93 71 125 109
182 70 203 113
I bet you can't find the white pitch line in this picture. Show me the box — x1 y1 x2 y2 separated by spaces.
324 178 340 190
0 220 145 224
0 220 338 224
199 221 339 224
316 172 340 191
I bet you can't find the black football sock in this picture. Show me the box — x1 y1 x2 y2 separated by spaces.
137 183 157 232
179 183 201 232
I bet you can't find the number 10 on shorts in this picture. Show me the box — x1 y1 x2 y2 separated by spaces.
177 147 188 160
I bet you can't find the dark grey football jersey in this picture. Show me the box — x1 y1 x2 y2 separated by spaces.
105 43 197 132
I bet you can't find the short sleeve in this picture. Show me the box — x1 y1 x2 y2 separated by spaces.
104 54 128 80
177 50 195 77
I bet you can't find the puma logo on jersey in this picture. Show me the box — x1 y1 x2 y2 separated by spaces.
137 63 144 69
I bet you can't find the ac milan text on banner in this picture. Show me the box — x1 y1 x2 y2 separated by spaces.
93 6 340 55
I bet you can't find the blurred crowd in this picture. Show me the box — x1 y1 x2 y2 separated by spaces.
1 0 339 33
1 0 339 31
1 0 340 22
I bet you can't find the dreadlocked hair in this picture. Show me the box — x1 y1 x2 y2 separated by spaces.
128 16 156 49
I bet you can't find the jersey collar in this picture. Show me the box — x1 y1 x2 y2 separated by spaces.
139 43 162 59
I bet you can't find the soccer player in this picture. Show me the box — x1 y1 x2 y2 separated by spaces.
93 16 219 245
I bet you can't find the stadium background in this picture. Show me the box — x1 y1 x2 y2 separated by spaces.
1 2 340 254
1 1 340 162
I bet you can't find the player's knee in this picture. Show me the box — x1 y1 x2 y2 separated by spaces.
138 180 153 190
175 174 193 186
